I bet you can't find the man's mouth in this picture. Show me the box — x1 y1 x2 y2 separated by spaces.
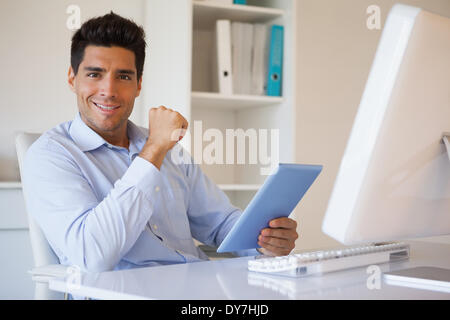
92 102 120 112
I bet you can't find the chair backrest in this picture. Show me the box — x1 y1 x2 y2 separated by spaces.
15 132 60 268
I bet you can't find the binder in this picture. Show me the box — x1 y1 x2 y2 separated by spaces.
267 25 284 97
233 0 247 4
251 24 268 95
231 22 253 95
230 22 240 94
213 20 233 95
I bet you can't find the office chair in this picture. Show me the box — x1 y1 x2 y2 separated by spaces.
15 132 68 300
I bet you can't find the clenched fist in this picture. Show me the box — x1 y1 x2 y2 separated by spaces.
139 106 188 169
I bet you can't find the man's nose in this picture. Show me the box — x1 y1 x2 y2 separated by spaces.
99 75 117 98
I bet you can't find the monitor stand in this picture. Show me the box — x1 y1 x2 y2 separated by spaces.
383 135 450 293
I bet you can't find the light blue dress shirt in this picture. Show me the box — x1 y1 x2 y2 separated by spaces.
23 113 257 273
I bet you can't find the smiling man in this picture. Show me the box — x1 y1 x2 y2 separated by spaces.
22 12 298 273
70 46 138 146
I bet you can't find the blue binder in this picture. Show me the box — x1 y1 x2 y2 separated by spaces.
267 25 284 97
233 0 247 4
217 163 322 253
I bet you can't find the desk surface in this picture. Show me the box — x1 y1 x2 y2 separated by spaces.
49 241 450 299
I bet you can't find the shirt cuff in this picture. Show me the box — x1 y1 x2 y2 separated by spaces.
121 156 163 200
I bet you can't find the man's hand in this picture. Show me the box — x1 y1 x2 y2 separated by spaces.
257 217 298 256
139 106 188 169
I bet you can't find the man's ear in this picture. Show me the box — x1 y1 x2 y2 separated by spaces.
135 76 143 97
68 66 76 92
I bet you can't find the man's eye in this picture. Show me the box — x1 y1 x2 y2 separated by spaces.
87 73 99 78
119 75 131 80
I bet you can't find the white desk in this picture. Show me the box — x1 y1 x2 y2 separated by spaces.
49 241 450 299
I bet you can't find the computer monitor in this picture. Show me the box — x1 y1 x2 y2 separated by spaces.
322 4 450 245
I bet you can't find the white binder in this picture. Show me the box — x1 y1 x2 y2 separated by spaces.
213 20 233 95
231 22 254 95
251 24 269 95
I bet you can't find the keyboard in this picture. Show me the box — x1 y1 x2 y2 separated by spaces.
248 242 410 277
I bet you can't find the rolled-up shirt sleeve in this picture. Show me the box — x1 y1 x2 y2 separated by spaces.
23 138 162 273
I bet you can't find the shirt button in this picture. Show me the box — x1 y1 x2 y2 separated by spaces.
153 224 158 230
155 186 160 192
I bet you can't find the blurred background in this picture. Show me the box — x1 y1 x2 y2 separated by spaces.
0 0 449 299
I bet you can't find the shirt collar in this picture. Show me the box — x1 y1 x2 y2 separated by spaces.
69 113 147 152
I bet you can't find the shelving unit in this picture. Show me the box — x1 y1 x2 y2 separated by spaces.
142 0 296 210
192 1 284 29
191 91 283 110
191 0 295 209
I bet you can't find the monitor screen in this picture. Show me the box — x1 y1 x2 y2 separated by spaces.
322 4 450 245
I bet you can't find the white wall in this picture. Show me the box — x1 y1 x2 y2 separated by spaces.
294 0 450 250
0 0 145 182
0 0 146 299
142 0 192 128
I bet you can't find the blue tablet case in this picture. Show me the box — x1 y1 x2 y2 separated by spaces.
217 163 322 253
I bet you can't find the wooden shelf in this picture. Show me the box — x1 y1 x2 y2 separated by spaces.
191 91 283 110
193 1 284 29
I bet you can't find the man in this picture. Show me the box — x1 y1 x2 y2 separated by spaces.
22 12 298 273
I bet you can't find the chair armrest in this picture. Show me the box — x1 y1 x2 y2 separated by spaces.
28 264 69 283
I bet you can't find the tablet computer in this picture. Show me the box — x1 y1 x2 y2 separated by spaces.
217 163 322 253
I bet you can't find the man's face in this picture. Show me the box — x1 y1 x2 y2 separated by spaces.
68 45 142 138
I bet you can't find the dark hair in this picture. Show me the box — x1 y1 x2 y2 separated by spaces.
71 12 146 81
